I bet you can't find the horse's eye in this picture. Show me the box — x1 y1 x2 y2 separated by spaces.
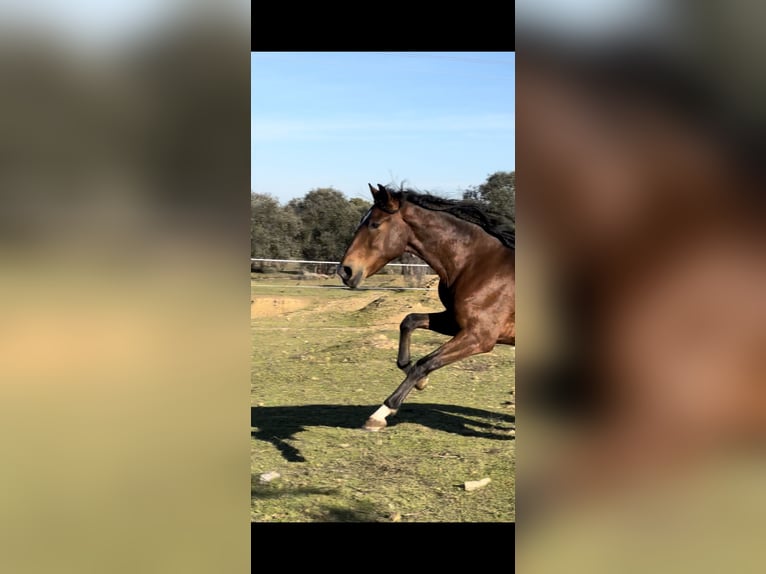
370 221 381 229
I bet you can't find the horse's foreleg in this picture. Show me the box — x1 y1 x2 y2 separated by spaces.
364 329 492 430
397 313 430 371
397 311 459 390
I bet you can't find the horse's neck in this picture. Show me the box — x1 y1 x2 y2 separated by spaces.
403 205 487 286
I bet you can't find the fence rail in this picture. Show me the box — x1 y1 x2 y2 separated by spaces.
251 284 434 291
251 257 435 290
250 258 430 268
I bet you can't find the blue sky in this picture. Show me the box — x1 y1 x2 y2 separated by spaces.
251 52 515 204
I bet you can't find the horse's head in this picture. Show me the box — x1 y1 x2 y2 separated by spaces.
337 184 410 288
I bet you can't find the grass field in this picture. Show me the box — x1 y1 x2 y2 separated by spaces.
251 271 515 522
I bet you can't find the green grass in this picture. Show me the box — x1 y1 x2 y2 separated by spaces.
251 273 515 522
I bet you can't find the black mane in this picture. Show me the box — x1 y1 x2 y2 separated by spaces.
384 185 515 250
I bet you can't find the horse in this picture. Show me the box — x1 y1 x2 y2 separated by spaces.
337 183 515 431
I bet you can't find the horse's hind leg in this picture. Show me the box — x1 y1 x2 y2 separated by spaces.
397 311 458 390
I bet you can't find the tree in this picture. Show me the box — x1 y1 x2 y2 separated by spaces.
251 192 301 261
463 171 515 223
348 196 372 221
288 188 369 267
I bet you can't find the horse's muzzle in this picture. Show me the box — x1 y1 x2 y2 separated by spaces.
337 264 362 288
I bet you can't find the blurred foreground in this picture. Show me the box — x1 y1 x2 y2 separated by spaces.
517 2 766 572
0 3 250 573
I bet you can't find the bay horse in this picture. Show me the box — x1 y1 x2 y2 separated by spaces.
337 183 515 431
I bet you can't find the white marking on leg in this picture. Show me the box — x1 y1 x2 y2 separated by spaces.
369 404 395 422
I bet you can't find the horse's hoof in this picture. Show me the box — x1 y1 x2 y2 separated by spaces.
415 377 429 390
362 417 387 431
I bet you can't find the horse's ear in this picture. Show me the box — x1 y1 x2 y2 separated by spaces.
368 183 388 204
371 184 399 213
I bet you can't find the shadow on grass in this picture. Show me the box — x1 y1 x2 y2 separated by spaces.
252 403 515 463
252 468 390 522
251 480 338 500
310 500 384 522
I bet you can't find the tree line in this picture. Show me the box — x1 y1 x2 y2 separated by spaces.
251 171 515 269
